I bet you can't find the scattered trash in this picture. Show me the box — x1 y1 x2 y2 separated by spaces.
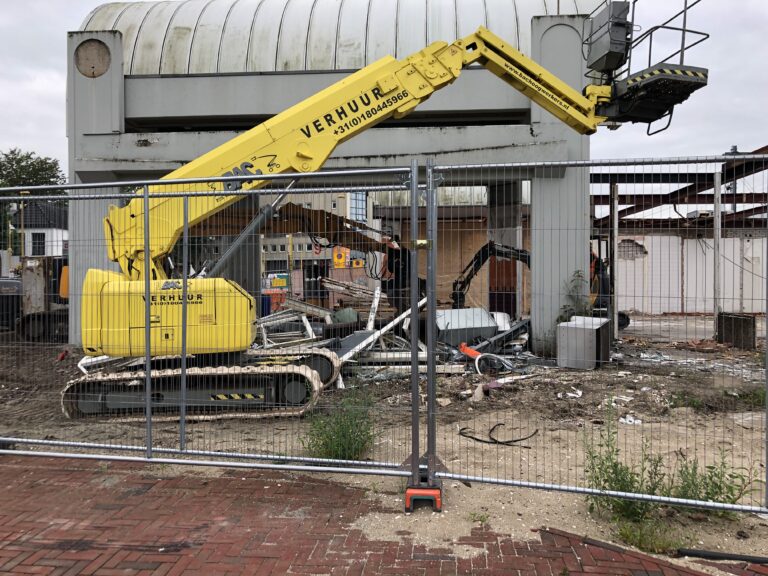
556 387 583 399
458 423 538 448
436 308 498 347
386 394 410 406
495 374 535 384
619 414 642 425
639 352 672 362
600 395 635 409
470 383 486 403
337 298 427 363
474 353 526 376
458 342 482 359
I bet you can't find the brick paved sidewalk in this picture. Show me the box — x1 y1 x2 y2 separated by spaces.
0 455 760 576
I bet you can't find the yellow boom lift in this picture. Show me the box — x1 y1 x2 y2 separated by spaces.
63 25 707 420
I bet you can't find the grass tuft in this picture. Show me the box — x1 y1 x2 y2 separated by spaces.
584 407 758 550
583 413 665 520
301 391 375 461
616 519 687 554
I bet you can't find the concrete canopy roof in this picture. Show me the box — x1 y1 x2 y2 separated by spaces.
81 0 601 75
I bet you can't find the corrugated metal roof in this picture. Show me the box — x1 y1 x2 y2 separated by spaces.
80 0 601 75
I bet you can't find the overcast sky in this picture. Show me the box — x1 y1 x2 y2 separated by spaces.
0 0 766 176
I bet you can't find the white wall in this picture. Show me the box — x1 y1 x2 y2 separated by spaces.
616 235 766 315
22 228 68 258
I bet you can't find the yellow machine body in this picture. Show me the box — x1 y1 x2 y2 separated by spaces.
82 269 254 357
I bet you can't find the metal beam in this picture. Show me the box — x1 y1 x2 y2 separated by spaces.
613 218 766 232
594 145 768 227
589 173 715 184
722 204 768 223
590 193 768 206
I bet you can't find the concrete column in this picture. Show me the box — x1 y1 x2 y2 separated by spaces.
67 31 125 346
68 173 122 348
530 16 591 355
489 182 523 317
488 182 520 238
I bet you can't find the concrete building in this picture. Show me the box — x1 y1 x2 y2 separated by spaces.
68 0 601 351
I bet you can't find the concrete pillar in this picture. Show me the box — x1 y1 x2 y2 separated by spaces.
530 16 591 355
67 31 125 346
489 182 523 317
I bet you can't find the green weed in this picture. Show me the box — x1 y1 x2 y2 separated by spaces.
468 511 489 524
583 414 665 520
738 387 766 407
616 519 687 554
670 391 706 412
667 451 757 515
301 392 375 461
584 410 757 522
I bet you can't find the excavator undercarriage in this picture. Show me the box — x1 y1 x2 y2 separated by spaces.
62 364 323 421
62 348 340 421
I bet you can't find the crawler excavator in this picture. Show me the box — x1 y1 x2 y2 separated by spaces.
449 242 630 329
63 24 707 420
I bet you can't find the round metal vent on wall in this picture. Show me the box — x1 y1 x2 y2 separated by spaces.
75 39 111 78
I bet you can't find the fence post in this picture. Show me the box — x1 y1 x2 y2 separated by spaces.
426 160 438 487
610 179 619 341
180 194 189 451
409 160 420 487
142 184 153 459
713 170 722 335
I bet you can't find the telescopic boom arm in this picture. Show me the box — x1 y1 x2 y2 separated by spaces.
103 26 612 283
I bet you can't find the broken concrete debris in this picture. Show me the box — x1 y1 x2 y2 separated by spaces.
556 387 583 400
256 290 537 389
250 284 765 424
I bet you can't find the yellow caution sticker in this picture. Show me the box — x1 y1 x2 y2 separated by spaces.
627 69 707 86
210 393 264 401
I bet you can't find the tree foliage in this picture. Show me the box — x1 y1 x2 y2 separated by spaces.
0 148 66 252
0 148 65 188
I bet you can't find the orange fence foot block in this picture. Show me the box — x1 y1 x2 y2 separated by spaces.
404 486 442 513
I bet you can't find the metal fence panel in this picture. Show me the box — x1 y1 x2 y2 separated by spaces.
0 166 422 479
428 156 767 512
1 155 766 513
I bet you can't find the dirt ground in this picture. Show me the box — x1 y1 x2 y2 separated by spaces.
1 318 767 562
